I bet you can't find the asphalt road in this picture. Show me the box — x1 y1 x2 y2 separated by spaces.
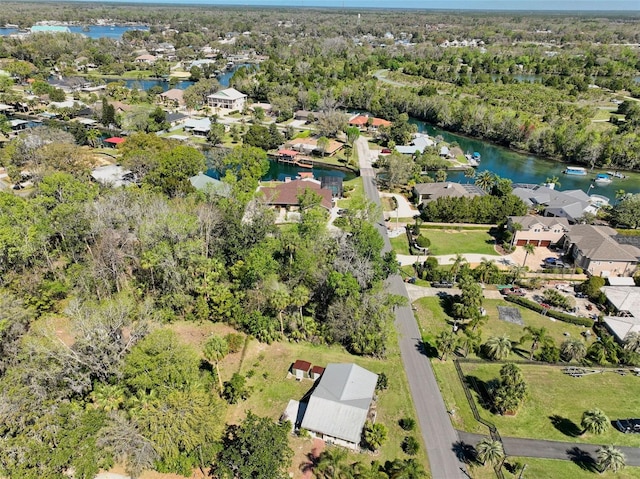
355 138 466 479
459 431 640 466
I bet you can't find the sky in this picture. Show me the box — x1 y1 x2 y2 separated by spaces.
64 0 640 11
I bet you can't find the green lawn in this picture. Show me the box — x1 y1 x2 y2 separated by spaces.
221 330 429 471
418 229 497 256
459 362 640 448
391 235 411 255
337 177 364 209
469 458 640 479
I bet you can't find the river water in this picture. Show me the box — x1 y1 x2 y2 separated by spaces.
121 63 250 91
410 119 640 198
0 25 148 39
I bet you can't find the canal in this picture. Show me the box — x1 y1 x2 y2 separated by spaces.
410 120 640 199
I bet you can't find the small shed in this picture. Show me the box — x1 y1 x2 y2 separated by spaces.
104 137 125 148
310 365 325 381
291 359 312 380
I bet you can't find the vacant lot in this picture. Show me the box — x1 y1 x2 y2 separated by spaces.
461 362 640 448
418 229 497 256
415 296 592 361
467 458 640 479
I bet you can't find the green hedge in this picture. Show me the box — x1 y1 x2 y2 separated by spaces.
504 295 593 327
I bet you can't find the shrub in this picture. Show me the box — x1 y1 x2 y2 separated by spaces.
225 333 245 353
415 235 431 248
223 373 250 404
399 417 416 431
402 436 420 455
376 372 388 391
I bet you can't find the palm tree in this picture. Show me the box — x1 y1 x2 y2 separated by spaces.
615 189 627 204
484 335 512 361
597 445 626 474
316 447 350 479
545 176 561 188
561 338 587 362
86 128 101 147
435 330 457 361
624 331 640 353
203 335 229 392
587 335 619 365
363 421 388 452
464 167 476 182
521 242 535 267
354 461 388 479
475 170 495 192
475 438 504 467
457 329 481 358
385 459 426 479
508 264 527 284
476 257 498 284
581 408 610 435
510 222 522 247
519 326 553 361
450 254 467 283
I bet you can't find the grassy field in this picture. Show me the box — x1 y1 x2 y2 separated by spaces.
460 362 640 448
467 458 640 479
418 229 497 256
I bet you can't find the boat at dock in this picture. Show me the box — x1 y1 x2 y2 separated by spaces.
594 173 612 186
606 171 627 179
563 166 588 176
464 151 481 167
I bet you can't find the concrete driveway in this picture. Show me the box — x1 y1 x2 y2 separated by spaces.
380 192 419 218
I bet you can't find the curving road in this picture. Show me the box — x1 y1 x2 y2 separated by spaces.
355 138 466 479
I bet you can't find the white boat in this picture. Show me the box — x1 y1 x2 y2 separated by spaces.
563 166 588 176
606 171 627 179
594 174 612 185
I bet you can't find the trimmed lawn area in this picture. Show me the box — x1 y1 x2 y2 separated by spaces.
459 362 640 448
337 177 364 209
219 331 429 475
390 235 410 255
419 229 497 256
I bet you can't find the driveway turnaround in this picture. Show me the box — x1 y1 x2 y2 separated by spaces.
458 431 640 467
355 137 467 479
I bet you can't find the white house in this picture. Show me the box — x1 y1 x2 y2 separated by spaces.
207 88 247 110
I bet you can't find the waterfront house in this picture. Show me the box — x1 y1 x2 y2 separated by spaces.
507 215 570 247
511 185 597 223
183 117 211 137
259 178 333 211
206 88 247 111
189 172 231 197
413 182 484 206
395 134 434 155
561 224 640 277
135 54 157 64
287 137 343 157
348 114 392 132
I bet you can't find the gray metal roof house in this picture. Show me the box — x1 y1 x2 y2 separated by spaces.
300 363 377 449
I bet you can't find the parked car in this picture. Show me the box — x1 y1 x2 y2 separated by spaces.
543 257 559 265
502 287 526 296
381 148 392 154
575 292 587 299
543 262 568 269
616 419 640 434
431 281 454 288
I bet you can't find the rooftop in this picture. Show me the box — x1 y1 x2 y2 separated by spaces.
566 225 640 262
207 88 247 101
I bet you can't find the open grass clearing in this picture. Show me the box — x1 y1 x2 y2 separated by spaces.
390 234 411 256
463 458 640 479
418 229 497 256
460 362 640 448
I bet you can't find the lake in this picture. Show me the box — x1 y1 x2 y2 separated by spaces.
121 63 253 91
409 119 640 198
0 25 148 39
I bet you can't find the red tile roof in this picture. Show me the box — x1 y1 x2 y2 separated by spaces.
261 179 332 210
348 115 392 127
104 137 125 144
292 359 312 372
278 149 299 157
311 365 325 376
